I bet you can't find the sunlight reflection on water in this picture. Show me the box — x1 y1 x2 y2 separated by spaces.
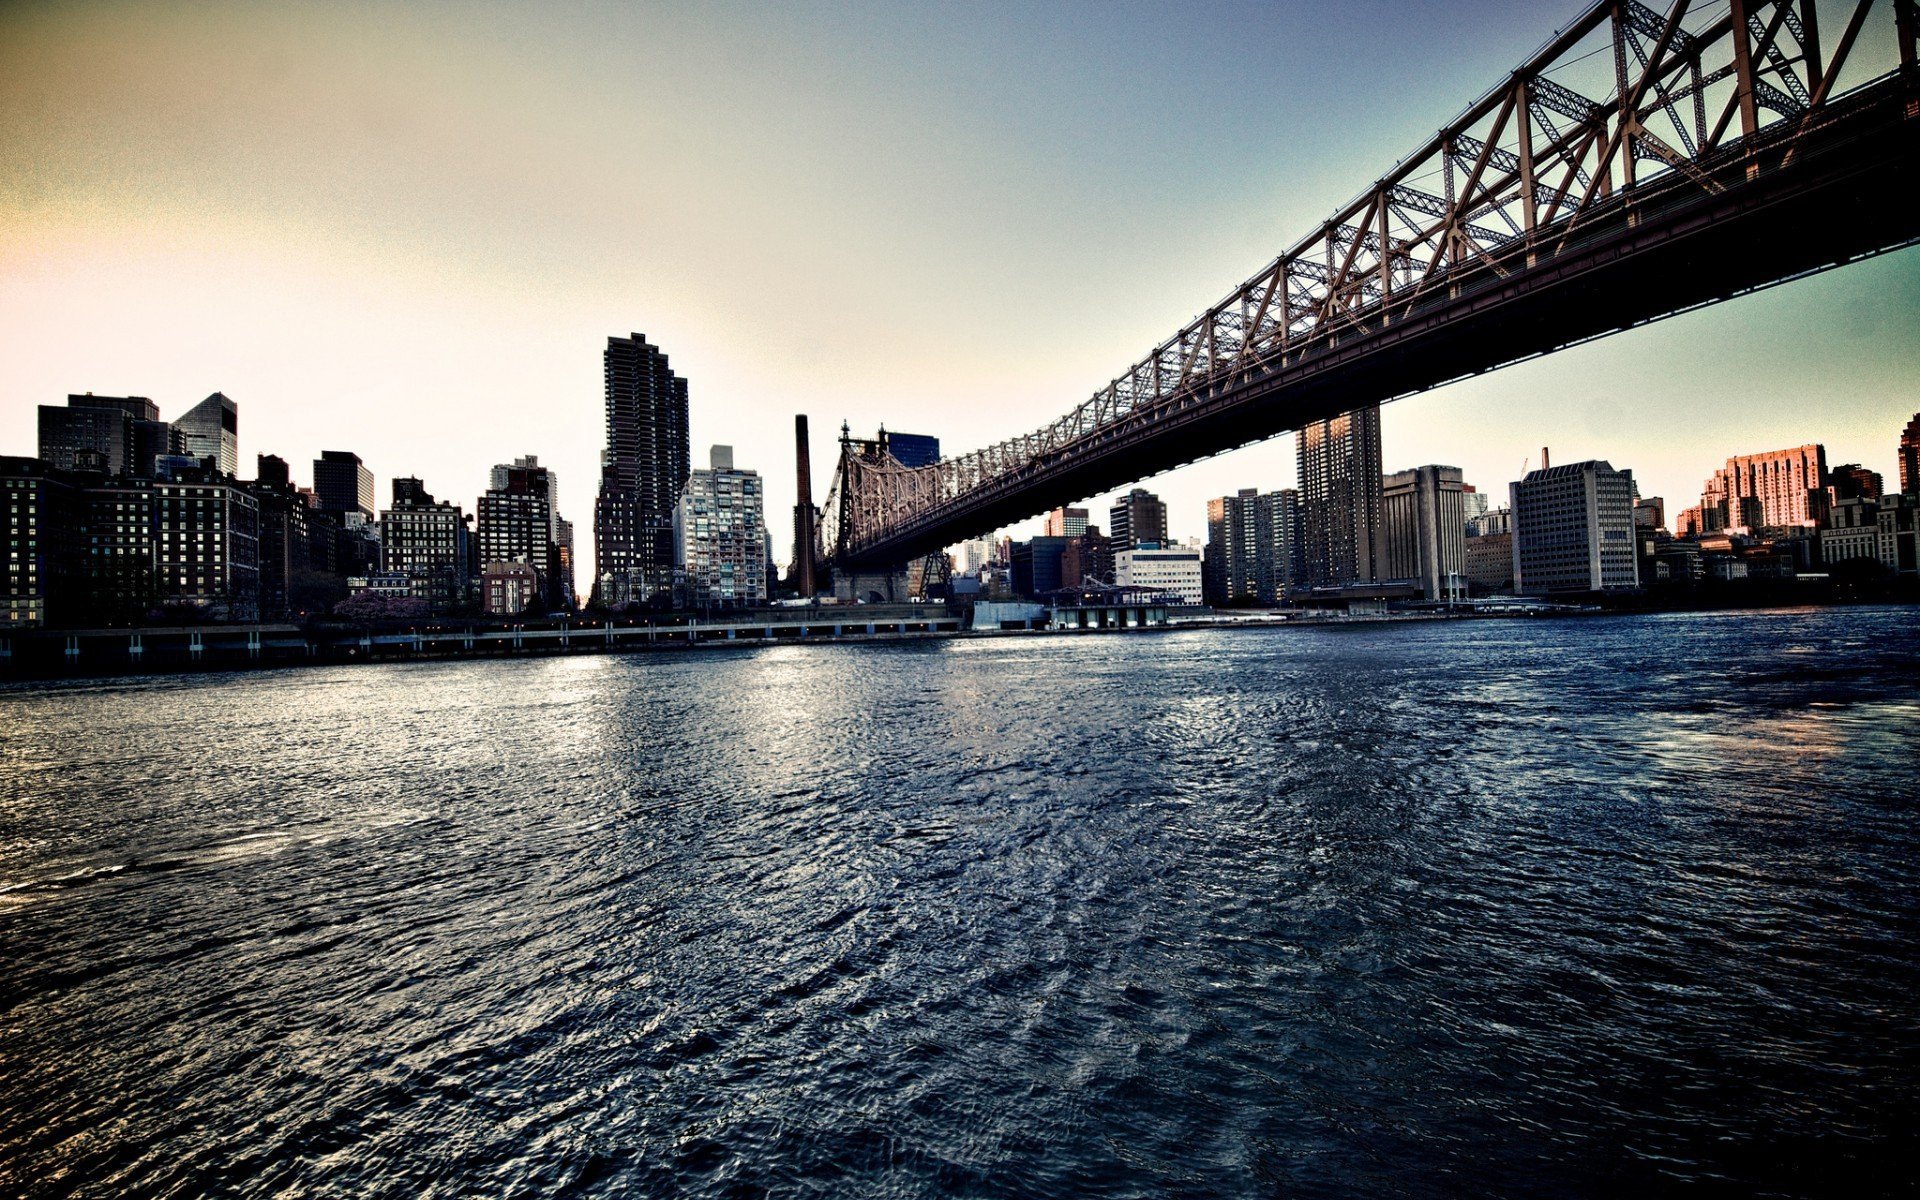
1 607 1917 1197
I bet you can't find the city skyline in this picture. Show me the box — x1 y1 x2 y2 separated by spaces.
5 3 1920 1191
4 2 1916 575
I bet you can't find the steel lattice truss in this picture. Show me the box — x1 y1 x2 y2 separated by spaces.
825 0 1920 565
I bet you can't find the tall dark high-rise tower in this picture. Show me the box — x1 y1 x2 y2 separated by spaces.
313 450 374 521
1297 404 1382 588
594 333 689 607
1108 488 1168 551
37 394 174 477
176 392 239 477
1900 412 1920 496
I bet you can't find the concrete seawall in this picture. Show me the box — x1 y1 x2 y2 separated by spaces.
0 609 964 680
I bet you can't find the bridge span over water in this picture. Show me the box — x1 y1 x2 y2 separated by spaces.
822 0 1920 573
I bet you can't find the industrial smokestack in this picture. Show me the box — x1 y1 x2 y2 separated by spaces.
795 415 813 506
792 415 817 598
1541 446 1551 470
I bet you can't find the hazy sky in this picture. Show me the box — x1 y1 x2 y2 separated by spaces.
4 0 1916 570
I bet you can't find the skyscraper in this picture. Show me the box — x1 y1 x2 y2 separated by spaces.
37 394 165 477
1042 507 1089 538
1899 412 1919 496
1698 444 1827 533
1206 490 1264 605
1462 485 1489 532
595 333 689 607
491 455 559 514
675 444 768 608
1828 464 1883 503
1108 488 1168 551
175 393 239 476
943 538 987 577
381 477 471 613
479 459 561 608
153 465 261 621
313 451 374 521
250 454 313 622
39 400 128 476
1381 465 1468 599
885 431 940 468
1297 404 1382 588
131 417 184 479
1269 488 1305 596
494 456 565 596
1204 489 1299 604
554 518 576 609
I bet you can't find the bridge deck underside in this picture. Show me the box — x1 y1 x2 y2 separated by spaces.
843 77 1920 568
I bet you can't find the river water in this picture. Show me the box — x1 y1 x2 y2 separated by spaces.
2 608 1917 1198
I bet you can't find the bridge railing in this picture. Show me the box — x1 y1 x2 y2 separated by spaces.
828 0 1916 559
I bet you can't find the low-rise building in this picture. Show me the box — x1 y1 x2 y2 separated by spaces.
1011 536 1071 599
482 561 544 616
1824 493 1919 574
1463 531 1514 594
1115 544 1205 606
1060 528 1114 587
347 571 417 599
1648 538 1703 584
1470 506 1513 537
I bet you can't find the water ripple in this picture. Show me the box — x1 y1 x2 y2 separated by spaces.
1 608 1917 1196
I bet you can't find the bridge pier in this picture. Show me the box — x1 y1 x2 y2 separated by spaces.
833 565 912 604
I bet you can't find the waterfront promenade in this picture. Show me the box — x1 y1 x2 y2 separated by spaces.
0 605 964 678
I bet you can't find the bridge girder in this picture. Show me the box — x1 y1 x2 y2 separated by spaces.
826 0 1920 568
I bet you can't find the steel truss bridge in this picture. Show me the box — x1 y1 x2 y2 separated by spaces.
824 0 1920 570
